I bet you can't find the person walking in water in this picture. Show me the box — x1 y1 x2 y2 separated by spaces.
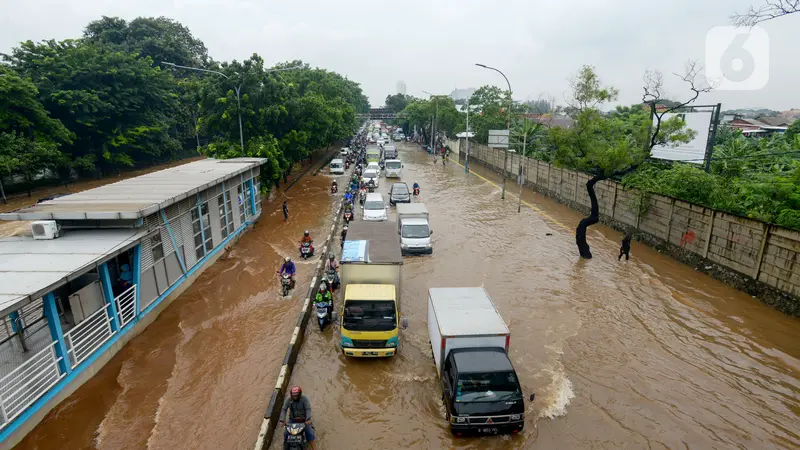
282 200 289 221
618 231 632 261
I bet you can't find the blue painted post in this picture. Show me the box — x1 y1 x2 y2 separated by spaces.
42 293 70 375
132 244 142 316
247 178 257 217
98 263 120 332
9 311 21 334
161 210 187 273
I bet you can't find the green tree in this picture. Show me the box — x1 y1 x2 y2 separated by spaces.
385 93 412 113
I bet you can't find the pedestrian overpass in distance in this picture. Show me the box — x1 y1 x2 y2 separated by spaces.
356 108 406 121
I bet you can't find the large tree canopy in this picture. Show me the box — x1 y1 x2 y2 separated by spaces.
0 15 368 196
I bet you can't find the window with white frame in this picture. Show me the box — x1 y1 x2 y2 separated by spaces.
218 196 228 238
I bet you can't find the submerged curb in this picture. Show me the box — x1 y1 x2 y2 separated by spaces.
254 198 344 450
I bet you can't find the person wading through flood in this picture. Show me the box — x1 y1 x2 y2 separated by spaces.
618 231 633 261
283 200 289 221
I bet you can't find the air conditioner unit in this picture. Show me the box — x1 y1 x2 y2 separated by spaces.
31 220 61 240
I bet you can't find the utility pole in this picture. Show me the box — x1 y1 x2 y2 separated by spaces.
518 133 526 213
476 63 512 199
465 98 471 174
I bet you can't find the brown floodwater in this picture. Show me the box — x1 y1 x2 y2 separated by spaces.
15 163 343 449
271 142 800 449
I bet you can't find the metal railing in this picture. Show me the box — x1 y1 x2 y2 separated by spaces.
0 342 63 429
64 304 115 369
115 285 137 328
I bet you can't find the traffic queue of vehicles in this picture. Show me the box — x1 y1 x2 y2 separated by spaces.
325 121 530 438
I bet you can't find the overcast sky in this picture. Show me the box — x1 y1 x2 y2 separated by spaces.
1 0 797 111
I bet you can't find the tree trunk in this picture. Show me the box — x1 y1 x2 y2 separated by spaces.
575 175 605 259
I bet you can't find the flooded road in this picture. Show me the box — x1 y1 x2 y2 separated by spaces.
275 142 800 449
16 162 347 450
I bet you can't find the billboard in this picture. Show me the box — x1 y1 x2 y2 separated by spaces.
651 111 713 164
488 129 510 148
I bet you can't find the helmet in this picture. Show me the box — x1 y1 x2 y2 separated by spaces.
285 256 291 263
304 230 309 236
329 253 335 260
290 386 302 397
319 284 326 291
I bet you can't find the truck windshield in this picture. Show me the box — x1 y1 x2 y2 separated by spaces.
386 161 401 169
402 224 429 238
343 300 396 331
456 371 521 403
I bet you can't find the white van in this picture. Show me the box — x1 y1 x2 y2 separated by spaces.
362 169 379 187
330 158 345 175
362 192 388 221
385 159 402 177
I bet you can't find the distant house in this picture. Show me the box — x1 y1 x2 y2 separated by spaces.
523 113 575 129
757 116 793 127
726 116 787 137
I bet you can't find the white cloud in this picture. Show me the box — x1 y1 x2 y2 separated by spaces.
0 0 797 110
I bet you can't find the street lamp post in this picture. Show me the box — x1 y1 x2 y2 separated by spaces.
465 99 471 174
161 62 301 156
475 63 512 200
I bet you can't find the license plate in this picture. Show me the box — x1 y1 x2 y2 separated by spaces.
286 435 302 442
363 351 379 356
480 428 498 434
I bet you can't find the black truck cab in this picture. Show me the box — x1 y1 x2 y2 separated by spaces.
441 347 526 436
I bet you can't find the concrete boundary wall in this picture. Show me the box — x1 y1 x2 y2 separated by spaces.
462 141 800 316
253 200 343 450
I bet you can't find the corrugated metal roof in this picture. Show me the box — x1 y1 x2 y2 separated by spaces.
0 229 150 316
429 288 509 337
343 221 403 264
0 158 266 221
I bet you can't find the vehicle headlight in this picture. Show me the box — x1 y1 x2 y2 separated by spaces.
400 243 409 249
386 337 398 347
341 338 354 348
449 416 466 423
511 414 522 421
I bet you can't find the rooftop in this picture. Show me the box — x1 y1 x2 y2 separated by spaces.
452 348 514 374
0 229 150 316
429 288 509 337
342 220 403 264
0 158 266 221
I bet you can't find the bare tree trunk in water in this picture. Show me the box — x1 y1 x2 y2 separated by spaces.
576 175 605 259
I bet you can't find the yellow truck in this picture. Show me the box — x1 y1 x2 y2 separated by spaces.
366 147 381 164
339 220 405 357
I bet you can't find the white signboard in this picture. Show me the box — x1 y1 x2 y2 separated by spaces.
651 111 713 164
488 129 510 148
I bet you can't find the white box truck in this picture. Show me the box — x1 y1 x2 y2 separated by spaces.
396 203 432 255
427 287 532 436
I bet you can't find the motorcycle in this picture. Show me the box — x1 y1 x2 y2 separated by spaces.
284 421 308 449
325 269 338 291
315 300 331 331
359 189 366 205
343 210 353 223
331 184 338 194
413 187 420 197
280 273 293 296
299 242 314 259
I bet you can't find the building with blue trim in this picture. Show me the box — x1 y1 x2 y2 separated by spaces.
0 157 265 448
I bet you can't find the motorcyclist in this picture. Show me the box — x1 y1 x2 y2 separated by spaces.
413 182 420 195
300 230 313 245
344 190 354 204
325 253 340 288
279 256 296 288
280 386 316 450
340 225 348 244
331 180 338 193
315 283 332 305
367 178 376 192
